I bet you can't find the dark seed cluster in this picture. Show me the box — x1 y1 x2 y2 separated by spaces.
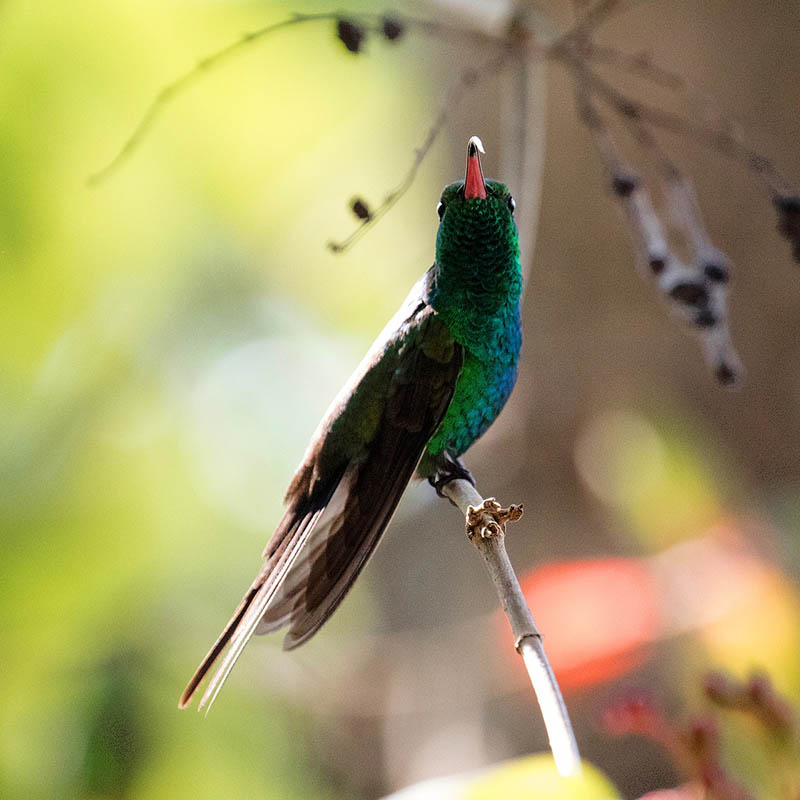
648 256 666 275
669 282 708 307
560 17 800 388
382 17 404 42
604 166 743 386
350 197 372 221
335 15 405 54
336 19 365 53
715 362 737 386
703 261 729 284
775 194 800 263
611 173 638 197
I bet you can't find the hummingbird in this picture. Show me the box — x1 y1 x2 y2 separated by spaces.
180 135 522 710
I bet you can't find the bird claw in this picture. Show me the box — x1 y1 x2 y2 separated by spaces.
466 498 523 539
429 454 476 498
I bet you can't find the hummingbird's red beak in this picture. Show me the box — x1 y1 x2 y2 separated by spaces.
464 135 487 200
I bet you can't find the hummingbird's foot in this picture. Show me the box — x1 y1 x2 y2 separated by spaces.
466 498 524 539
429 453 476 498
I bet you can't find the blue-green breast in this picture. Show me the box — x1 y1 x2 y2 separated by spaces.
424 178 522 458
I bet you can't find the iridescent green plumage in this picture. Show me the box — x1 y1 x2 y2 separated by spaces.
181 138 522 711
423 178 522 463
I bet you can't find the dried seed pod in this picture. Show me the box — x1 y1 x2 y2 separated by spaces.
337 18 365 53
775 195 800 263
382 16 404 41
350 197 372 221
694 308 717 328
611 173 638 197
715 361 738 386
699 317 744 388
669 281 709 307
574 79 753 388
703 261 730 284
775 195 800 235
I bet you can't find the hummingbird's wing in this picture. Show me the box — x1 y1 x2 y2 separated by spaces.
180 272 462 710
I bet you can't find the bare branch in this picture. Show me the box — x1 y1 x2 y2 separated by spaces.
590 78 744 382
588 45 796 195
441 478 581 779
571 53 744 384
88 9 505 187
586 43 693 92
328 51 510 253
567 0 623 40
581 61 735 280
500 49 548 285
497 5 549 287
579 62 791 198
88 13 347 185
556 0 657 46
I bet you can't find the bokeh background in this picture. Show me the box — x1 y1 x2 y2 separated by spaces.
2 1 800 798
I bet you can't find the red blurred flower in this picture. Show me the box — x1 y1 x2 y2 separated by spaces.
517 558 661 690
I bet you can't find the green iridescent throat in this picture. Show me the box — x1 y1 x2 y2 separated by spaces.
423 178 522 460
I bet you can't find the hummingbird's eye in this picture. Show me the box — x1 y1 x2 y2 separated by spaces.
437 201 445 220
507 196 516 214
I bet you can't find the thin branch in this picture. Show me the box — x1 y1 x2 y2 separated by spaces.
586 42 693 92
577 61 791 197
89 13 341 185
576 54 735 281
441 478 581 779
584 64 734 275
584 43 796 196
555 0 657 47
582 55 746 383
567 0 623 40
499 33 547 286
88 10 502 187
571 54 743 384
328 52 510 253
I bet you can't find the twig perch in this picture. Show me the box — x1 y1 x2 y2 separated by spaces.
441 478 582 778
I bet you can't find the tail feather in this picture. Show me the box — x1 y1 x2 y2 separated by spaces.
179 297 462 710
196 500 332 710
178 582 261 709
179 501 328 710
282 412 429 649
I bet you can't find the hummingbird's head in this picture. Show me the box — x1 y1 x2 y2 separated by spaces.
435 136 518 267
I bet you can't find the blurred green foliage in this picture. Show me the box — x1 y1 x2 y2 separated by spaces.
3 1 800 798
0 1 446 797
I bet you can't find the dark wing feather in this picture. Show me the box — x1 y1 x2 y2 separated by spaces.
180 275 461 710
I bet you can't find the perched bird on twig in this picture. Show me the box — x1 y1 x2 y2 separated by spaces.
180 136 522 712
